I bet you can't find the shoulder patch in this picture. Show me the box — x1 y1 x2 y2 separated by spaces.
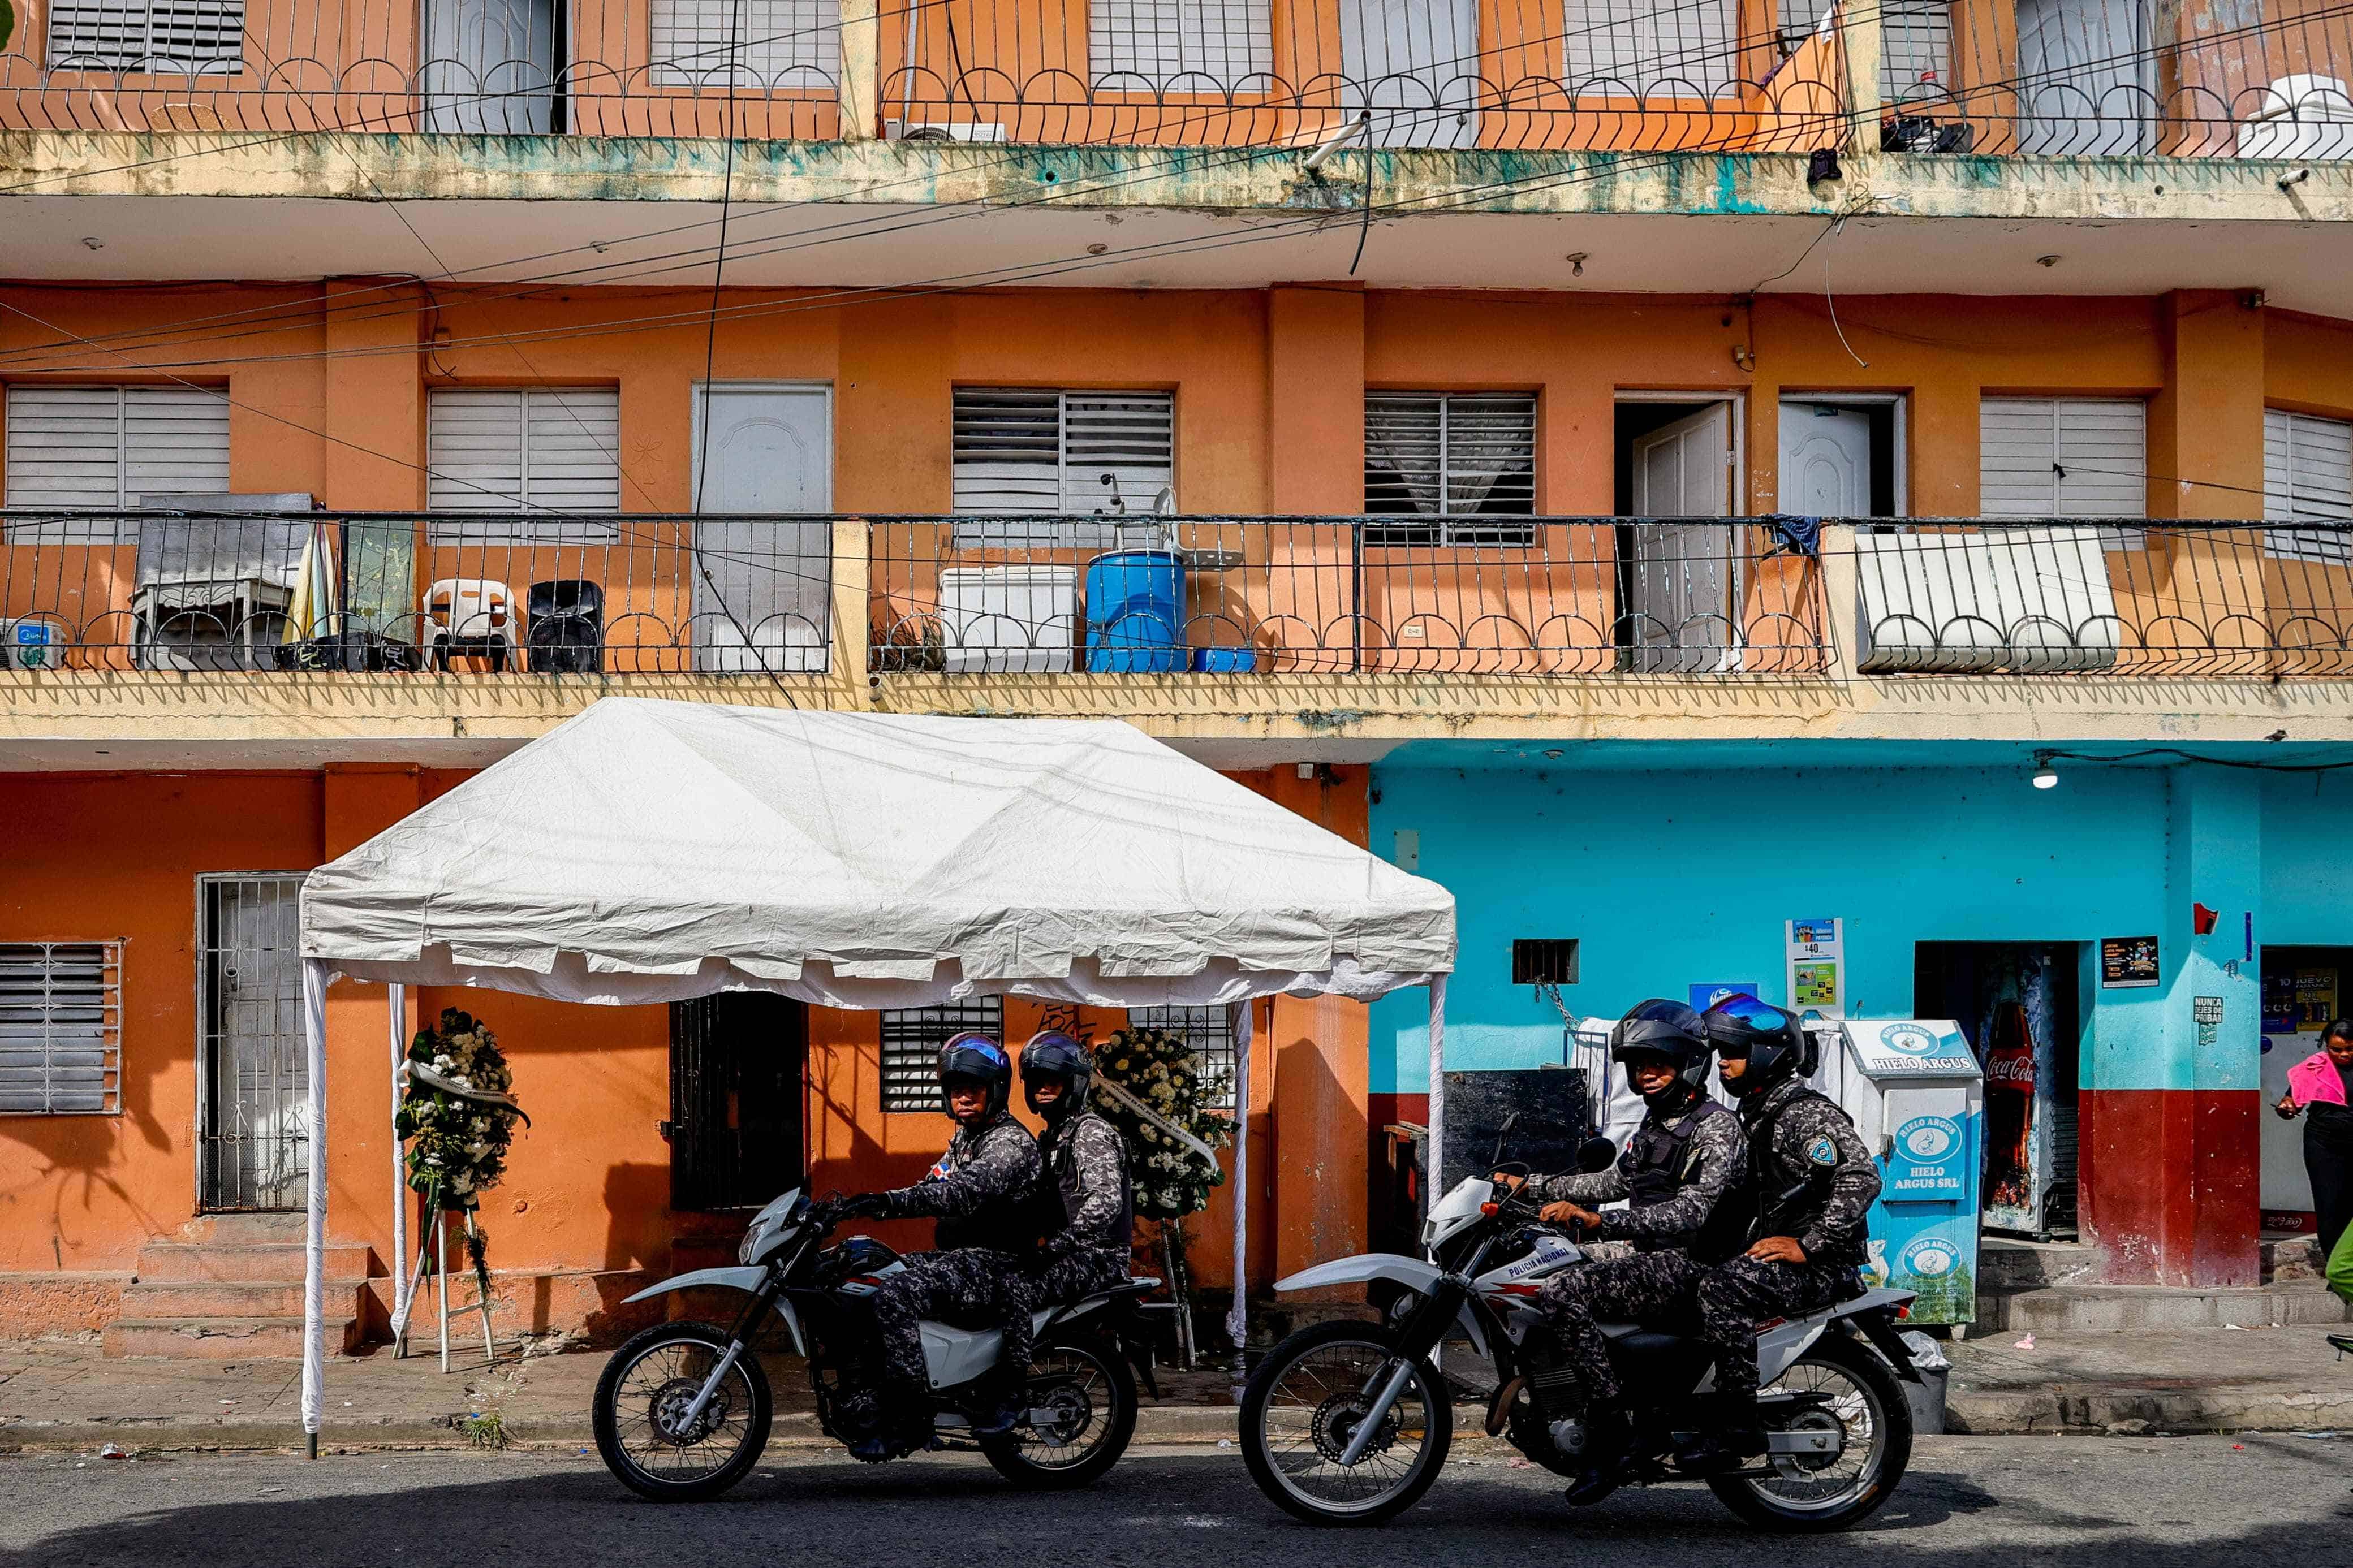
1805 1135 1839 1167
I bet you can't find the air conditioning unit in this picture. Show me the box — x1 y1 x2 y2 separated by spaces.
1854 526 2121 673
937 565 1078 673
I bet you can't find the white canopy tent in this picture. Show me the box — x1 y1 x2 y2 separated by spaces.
296 698 1457 1450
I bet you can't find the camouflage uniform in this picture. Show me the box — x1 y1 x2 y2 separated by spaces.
868 1108 1041 1403
1002 1106 1132 1375
1697 1077 1881 1399
1530 1096 1747 1407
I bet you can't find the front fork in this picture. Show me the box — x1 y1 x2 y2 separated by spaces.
681 1267 784 1430
1335 1277 1469 1467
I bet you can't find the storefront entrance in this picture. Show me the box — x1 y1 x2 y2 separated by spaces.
2259 945 2353 1233
1916 941 2084 1239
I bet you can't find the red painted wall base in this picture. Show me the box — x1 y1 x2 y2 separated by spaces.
2080 1088 2260 1287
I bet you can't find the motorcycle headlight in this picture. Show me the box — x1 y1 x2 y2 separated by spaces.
737 1222 766 1265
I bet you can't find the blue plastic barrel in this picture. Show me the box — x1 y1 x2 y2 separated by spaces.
1084 550 1186 672
1190 647 1258 673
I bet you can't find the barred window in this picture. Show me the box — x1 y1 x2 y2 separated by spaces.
951 388 1175 548
0 943 124 1115
1091 0 1272 90
1124 1004 1238 1112
1365 392 1538 547
879 997 1003 1113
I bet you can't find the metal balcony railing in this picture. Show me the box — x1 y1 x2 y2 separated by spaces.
3 0 2345 157
6 511 2348 682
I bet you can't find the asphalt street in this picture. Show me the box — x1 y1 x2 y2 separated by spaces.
2 1435 2345 1566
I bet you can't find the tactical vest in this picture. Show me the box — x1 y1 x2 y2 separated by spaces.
1035 1109 1132 1254
1743 1087 1864 1267
934 1117 1044 1255
1624 1096 1749 1265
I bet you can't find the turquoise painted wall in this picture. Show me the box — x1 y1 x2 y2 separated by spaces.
1367 758 2327 1097
2261 772 2353 945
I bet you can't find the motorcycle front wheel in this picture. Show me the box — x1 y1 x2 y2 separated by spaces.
1706 1332 1913 1533
593 1320 774 1502
980 1337 1138 1488
1240 1320 1454 1526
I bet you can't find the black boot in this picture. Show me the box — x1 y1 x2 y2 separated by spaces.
969 1370 1027 1437
1671 1393 1768 1475
1563 1405 1631 1507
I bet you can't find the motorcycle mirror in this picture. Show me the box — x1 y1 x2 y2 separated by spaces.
1575 1135 1618 1173
1490 1110 1520 1167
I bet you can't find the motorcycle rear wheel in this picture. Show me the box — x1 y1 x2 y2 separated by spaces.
980 1338 1138 1488
593 1321 773 1502
1706 1333 1912 1533
1240 1320 1454 1526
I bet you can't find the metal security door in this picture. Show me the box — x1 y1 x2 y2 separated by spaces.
666 993 808 1211
197 875 308 1211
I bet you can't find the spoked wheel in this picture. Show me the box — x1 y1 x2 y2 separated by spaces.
1708 1334 1912 1532
1240 1320 1453 1526
980 1339 1138 1488
593 1321 773 1501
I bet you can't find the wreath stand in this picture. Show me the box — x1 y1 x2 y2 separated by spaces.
390 1181 498 1372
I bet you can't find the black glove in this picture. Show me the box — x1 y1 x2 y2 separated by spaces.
843 1192 889 1219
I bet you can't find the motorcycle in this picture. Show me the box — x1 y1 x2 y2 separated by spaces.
1238 1145 1923 1531
593 1188 1153 1500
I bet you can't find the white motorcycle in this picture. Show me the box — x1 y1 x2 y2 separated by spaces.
1238 1148 1923 1531
593 1189 1152 1500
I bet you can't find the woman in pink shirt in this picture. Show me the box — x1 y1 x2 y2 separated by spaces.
2275 1018 2353 1262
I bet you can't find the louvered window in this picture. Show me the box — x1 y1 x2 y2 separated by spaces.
46 0 244 74
1124 1004 1238 1112
1364 392 1537 546
650 0 839 86
1091 0 1272 89
880 998 1003 1113
426 387 622 541
4 385 231 529
1563 0 1740 97
951 388 1174 548
1979 396 2146 550
2264 409 2353 565
0 943 123 1116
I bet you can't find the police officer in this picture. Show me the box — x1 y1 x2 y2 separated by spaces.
1493 999 1748 1503
1686 994 1880 1470
997 1031 1133 1399
821 1031 1040 1459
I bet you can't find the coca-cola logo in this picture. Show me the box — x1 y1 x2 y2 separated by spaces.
1987 1052 2036 1087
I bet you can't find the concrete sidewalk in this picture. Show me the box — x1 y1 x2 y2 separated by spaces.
6 1324 2352 1454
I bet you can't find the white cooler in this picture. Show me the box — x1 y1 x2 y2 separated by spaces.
938 565 1079 673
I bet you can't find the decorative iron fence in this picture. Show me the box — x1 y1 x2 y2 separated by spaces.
3 0 2344 154
0 509 834 675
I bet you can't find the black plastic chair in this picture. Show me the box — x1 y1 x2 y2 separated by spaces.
527 580 605 674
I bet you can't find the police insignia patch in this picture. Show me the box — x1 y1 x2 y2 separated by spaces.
1806 1136 1839 1167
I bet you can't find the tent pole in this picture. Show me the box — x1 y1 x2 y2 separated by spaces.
389 982 409 1327
1223 999 1254 1356
1425 975 1447 1204
300 958 331 1459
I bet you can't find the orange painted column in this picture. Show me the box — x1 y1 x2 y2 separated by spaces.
1268 283 1364 513
1266 764 1373 1289
323 278 425 508
320 764 421 1329
2149 289 2267 521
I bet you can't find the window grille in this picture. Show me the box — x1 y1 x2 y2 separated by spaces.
2264 408 2353 564
1562 0 1741 97
46 0 243 74
651 0 839 86
1364 392 1538 546
1123 1004 1238 1112
0 943 123 1115
1090 0 1272 90
951 388 1174 548
880 997 1004 1113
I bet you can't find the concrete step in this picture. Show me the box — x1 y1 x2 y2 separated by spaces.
1975 1283 2353 1333
1977 1236 2104 1290
137 1241 372 1284
176 1212 308 1245
120 1277 368 1320
102 1314 361 1360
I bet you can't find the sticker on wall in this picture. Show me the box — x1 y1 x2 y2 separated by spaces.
2195 994 2225 1052
2099 935 2160 989
1689 982 1763 1013
1785 918 1845 1019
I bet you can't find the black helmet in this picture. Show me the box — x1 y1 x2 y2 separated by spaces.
1020 1030 1093 1117
1701 995 1812 1094
937 1031 1012 1118
1608 999 1712 1098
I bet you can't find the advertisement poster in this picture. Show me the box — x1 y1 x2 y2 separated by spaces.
2296 969 2338 1033
1785 918 1845 1020
1861 1207 1978 1324
1976 952 2058 1235
2098 935 2160 989
1689 982 1762 1013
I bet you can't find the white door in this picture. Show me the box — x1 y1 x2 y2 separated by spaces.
422 0 558 131
693 384 833 673
1629 403 1736 673
1340 0 1480 148
1779 401 1872 516
2016 0 2153 154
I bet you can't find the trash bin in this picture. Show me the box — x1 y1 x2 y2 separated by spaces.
1084 551 1185 672
527 579 605 674
1899 1329 1951 1435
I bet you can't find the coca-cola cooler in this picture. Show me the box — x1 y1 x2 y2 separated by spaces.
1813 1019 1985 1325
